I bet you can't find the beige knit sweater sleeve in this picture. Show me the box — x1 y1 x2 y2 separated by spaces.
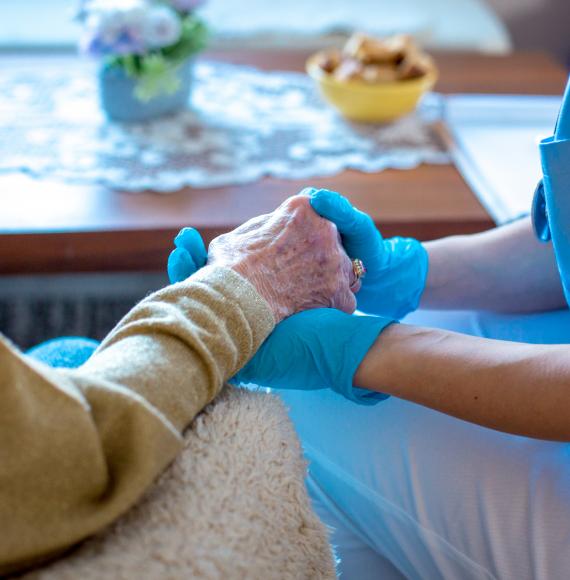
0 266 275 576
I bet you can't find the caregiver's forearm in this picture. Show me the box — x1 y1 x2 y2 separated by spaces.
421 217 565 312
354 323 570 441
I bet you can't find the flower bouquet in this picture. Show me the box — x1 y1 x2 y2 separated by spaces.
79 0 208 121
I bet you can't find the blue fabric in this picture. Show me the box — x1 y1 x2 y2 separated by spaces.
27 337 100 369
278 308 570 580
540 135 570 306
309 189 428 319
232 308 394 405
555 75 570 141
534 75 570 305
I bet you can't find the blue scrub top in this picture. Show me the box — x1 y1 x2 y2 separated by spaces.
533 76 570 305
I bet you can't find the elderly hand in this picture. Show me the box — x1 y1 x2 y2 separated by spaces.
168 191 358 322
309 189 428 319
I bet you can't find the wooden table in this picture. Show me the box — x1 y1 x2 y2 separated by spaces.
0 50 566 275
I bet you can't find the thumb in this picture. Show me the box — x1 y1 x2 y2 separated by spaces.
174 227 208 268
309 189 380 250
167 247 199 283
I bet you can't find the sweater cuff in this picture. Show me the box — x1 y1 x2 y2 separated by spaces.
180 265 276 362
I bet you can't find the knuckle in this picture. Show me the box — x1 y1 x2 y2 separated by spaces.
322 219 338 239
286 194 311 213
362 212 375 230
337 196 354 218
281 195 300 209
313 217 337 242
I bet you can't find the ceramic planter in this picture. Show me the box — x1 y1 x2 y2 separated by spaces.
99 60 193 122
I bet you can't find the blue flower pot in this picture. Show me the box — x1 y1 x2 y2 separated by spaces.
99 60 193 122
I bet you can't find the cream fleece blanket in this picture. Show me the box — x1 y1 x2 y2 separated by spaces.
22 387 336 580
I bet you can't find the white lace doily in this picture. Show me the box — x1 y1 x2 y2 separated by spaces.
0 61 449 192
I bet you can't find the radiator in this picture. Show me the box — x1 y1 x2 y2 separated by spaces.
0 272 167 350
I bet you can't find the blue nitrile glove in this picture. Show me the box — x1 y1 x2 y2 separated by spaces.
167 227 208 283
309 189 428 319
231 308 395 405
167 226 393 403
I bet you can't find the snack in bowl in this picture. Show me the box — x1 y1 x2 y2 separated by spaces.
307 33 437 123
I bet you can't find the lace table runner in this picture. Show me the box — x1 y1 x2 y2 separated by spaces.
0 61 449 192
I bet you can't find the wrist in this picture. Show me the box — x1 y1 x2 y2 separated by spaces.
362 238 428 319
354 323 440 402
353 322 412 392
231 262 287 323
336 315 396 405
389 237 429 315
410 241 429 314
420 234 472 309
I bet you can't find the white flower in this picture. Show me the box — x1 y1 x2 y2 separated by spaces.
143 5 182 49
80 0 186 56
83 1 149 55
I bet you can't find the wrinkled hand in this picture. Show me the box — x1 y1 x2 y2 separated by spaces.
310 189 428 319
168 191 358 322
232 308 394 405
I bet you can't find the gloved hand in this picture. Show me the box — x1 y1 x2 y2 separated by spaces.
167 226 393 404
167 227 208 283
232 308 394 405
309 189 428 319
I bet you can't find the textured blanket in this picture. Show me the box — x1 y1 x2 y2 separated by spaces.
22 387 336 579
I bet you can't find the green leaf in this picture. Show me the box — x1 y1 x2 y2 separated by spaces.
162 15 209 62
133 54 183 101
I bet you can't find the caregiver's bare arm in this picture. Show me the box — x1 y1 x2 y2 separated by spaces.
421 217 566 313
355 323 570 441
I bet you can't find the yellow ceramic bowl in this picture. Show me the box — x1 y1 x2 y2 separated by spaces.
306 51 438 123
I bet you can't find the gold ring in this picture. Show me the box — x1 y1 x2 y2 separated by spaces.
352 258 366 282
